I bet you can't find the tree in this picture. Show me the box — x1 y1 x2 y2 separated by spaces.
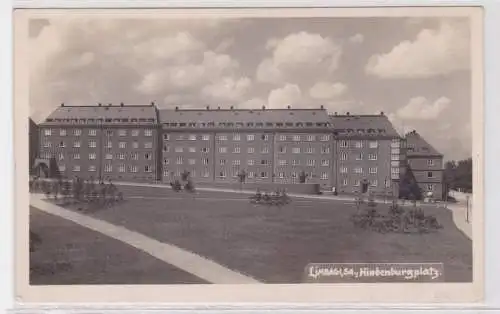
399 165 422 200
443 158 473 194
48 157 61 179
299 171 308 183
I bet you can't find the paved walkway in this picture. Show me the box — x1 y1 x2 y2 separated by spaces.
30 194 261 284
113 181 473 240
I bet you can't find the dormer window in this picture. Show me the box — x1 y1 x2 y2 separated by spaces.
296 122 303 127
131 118 138 122
247 122 254 127
236 122 244 127
285 122 293 127
188 122 196 127
105 118 112 122
256 122 264 127
306 122 313 127
276 122 284 127
266 122 273 127
180 123 186 127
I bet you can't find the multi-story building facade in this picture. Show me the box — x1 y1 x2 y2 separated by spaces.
34 104 443 198
403 130 444 199
37 103 160 182
29 118 39 175
329 112 402 195
160 106 333 185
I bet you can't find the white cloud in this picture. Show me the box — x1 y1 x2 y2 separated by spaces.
238 98 266 109
309 81 347 100
349 33 364 44
268 84 302 108
201 77 252 101
397 96 451 120
365 20 470 78
257 31 342 84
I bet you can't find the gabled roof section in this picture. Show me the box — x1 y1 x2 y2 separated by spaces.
329 113 399 137
41 103 159 125
404 130 443 157
159 107 332 126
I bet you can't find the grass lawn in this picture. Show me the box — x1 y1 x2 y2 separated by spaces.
29 206 208 285
48 185 473 284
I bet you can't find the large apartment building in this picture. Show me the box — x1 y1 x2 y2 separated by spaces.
37 103 160 182
34 103 444 199
403 130 444 198
329 112 403 196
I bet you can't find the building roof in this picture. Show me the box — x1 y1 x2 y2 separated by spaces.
41 103 159 125
328 113 400 137
404 130 443 157
159 107 332 126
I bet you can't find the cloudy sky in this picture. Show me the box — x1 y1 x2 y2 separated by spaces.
28 16 472 161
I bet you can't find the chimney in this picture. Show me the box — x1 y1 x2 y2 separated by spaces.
346 111 350 116
206 106 210 110
380 111 384 116
334 112 338 116
262 105 266 110
230 105 234 110
120 102 124 107
217 106 221 110
108 103 112 106
287 105 291 109
175 106 179 111
61 103 65 107
320 105 324 109
98 103 102 107
151 101 155 106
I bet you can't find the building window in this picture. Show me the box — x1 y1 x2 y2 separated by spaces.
202 134 210 141
119 142 126 149
233 134 241 141
340 167 348 173
145 153 152 160
73 129 82 136
176 134 185 141
293 135 301 141
189 134 196 141
118 153 125 160
368 153 377 160
307 135 315 142
59 129 66 136
73 153 80 160
59 141 65 148
279 160 287 166
261 159 268 165
321 146 330 154
247 147 254 154
247 134 255 141
370 180 378 187
353 180 360 186
132 142 139 149
320 135 329 141
292 147 300 154
340 140 348 148
163 158 170 165
89 153 96 160
427 184 434 191
291 172 297 179
232 160 241 166
354 167 363 174
260 172 268 178
218 170 226 178
89 165 96 172
292 160 300 166
279 146 286 153
201 147 209 153
131 129 139 136
218 135 228 141
106 130 114 137
88 129 97 136
202 169 210 178
391 154 399 161
202 158 209 165
73 141 80 148
42 141 51 148
306 147 314 154
427 171 433 178
163 145 170 152
189 147 196 153
175 147 184 153
163 134 170 141
247 159 254 166
321 172 328 180
131 153 138 160
118 129 127 136
220 159 226 165
119 164 126 173
189 159 196 165
427 159 435 166
233 146 240 153
307 159 315 166
104 164 113 173
356 153 363 160
145 165 152 172
369 141 378 148
144 142 153 149
73 165 80 172
340 152 347 160
278 172 285 179
58 153 64 161
261 146 269 154
130 165 138 173
44 129 52 136
342 179 348 186
219 147 227 153
369 167 378 174
106 141 112 148
105 153 113 160
262 134 269 141
321 160 329 166
355 141 363 148
176 156 183 165
144 129 153 137
279 135 287 141
247 171 255 178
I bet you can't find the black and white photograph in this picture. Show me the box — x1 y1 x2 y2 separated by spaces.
14 7 484 303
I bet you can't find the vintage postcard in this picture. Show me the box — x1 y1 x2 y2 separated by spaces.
14 6 484 303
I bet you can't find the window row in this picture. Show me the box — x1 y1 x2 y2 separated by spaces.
43 128 153 137
339 140 379 149
43 141 153 149
278 146 331 154
339 166 379 174
163 121 330 128
341 179 379 187
41 151 153 161
339 152 378 161
57 164 153 173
